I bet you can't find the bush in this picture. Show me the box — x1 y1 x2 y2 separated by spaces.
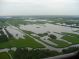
12 48 60 59
62 47 79 54
49 34 57 39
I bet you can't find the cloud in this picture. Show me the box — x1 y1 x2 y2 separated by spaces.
0 0 79 16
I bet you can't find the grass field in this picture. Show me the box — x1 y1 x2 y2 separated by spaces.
0 36 44 48
0 52 10 59
1 19 79 49
49 39 70 48
22 30 72 48
62 33 79 44
6 19 27 26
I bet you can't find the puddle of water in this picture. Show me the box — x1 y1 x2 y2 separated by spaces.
19 23 79 46
0 49 9 52
20 23 79 36
24 20 47 22
2 28 9 37
40 36 58 46
6 26 25 39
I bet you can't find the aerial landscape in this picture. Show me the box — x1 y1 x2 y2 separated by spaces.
0 16 79 59
0 0 79 59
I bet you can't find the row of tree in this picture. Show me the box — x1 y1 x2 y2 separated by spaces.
11 47 79 59
11 48 60 59
62 47 79 54
49 34 57 39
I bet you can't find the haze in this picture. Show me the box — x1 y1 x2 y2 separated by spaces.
0 0 79 16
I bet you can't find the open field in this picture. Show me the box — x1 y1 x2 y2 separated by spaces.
0 37 44 48
0 17 79 49
62 33 79 44
0 16 79 59
0 52 10 59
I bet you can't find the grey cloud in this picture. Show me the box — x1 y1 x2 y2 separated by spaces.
0 0 79 16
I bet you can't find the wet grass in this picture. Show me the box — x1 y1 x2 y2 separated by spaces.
23 30 71 48
49 39 70 48
62 33 79 44
22 30 35 35
6 19 27 26
0 36 44 48
0 52 10 59
1 19 79 49
0 22 7 27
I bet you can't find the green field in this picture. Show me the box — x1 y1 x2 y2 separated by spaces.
0 16 79 59
22 30 79 48
62 33 79 44
0 36 44 48
1 19 79 49
0 52 10 59
49 39 70 48
6 19 27 26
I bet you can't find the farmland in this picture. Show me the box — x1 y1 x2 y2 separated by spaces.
0 16 79 59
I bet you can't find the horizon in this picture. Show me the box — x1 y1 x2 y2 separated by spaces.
0 15 79 17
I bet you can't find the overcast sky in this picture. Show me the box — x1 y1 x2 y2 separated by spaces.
0 0 79 16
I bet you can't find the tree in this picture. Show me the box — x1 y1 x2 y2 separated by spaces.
49 34 57 39
12 48 60 59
